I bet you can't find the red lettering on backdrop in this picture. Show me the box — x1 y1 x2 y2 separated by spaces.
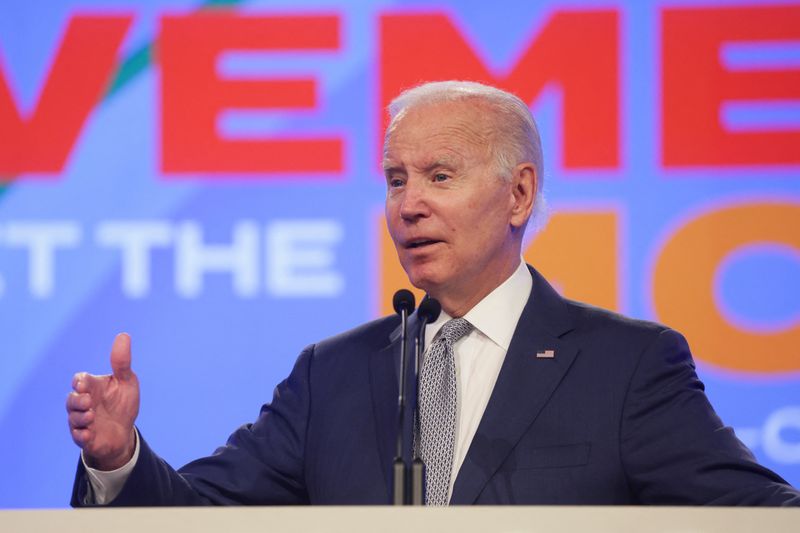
0 15 132 177
160 14 342 175
380 11 619 170
663 6 800 166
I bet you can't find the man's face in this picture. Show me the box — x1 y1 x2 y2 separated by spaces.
383 99 529 311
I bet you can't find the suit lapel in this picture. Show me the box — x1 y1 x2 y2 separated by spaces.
450 267 579 504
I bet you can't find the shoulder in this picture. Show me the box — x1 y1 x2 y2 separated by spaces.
566 298 668 338
311 314 400 357
292 315 400 386
526 265 675 351
560 298 689 363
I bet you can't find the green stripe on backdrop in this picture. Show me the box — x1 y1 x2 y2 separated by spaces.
105 0 245 98
0 0 245 199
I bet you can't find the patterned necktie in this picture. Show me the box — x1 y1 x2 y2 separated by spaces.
417 318 473 506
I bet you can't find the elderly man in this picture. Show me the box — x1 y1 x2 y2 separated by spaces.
68 81 800 506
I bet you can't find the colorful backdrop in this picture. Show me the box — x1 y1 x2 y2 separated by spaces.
0 0 798 508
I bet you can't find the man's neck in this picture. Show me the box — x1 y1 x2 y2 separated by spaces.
432 256 523 318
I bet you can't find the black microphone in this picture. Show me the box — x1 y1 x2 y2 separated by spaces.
410 296 441 505
416 297 441 324
393 289 416 315
391 289 415 505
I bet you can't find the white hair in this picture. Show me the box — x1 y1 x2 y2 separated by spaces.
386 80 547 231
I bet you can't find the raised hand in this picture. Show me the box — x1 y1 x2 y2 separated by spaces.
67 333 140 471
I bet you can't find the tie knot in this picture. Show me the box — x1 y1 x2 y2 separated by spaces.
438 318 473 345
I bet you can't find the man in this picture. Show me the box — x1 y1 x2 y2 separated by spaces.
68 81 800 506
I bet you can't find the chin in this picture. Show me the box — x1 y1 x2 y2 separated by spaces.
403 267 430 291
405 269 445 295
402 256 457 292
406 274 431 293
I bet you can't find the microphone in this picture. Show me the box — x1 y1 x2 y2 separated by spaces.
416 297 441 324
391 289 415 505
393 289 415 315
410 297 441 505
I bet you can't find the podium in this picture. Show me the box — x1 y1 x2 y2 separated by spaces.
1 506 799 532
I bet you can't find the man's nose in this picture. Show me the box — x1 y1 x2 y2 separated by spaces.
399 179 431 221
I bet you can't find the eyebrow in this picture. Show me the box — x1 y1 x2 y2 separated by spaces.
382 162 405 175
382 157 460 174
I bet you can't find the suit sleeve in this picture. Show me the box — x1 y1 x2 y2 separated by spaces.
71 345 314 506
620 328 800 506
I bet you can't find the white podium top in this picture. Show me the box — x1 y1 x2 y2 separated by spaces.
1 506 799 533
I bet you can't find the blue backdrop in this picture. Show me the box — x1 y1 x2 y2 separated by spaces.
0 0 798 508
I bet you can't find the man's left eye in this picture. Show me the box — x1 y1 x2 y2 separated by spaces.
433 173 449 182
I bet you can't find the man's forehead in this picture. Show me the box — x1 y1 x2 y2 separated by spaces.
383 102 494 164
393 99 489 131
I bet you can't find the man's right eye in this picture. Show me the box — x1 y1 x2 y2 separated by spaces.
388 178 405 188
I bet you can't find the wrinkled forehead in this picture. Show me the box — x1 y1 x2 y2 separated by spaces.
383 100 496 161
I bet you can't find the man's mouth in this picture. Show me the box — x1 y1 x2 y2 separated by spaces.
406 239 441 249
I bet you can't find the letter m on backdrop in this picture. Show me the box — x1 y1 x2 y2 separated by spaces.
380 10 619 169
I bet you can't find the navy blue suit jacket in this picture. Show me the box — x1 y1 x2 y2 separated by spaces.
72 267 800 506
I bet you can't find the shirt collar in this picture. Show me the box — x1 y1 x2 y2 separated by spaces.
424 260 532 351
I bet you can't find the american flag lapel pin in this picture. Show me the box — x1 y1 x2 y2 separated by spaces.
535 349 555 359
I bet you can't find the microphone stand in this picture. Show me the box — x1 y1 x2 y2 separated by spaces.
391 290 415 505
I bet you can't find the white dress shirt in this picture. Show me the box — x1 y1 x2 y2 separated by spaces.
82 429 140 504
86 260 532 504
422 259 532 501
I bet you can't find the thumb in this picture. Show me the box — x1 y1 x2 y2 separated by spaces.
110 332 134 382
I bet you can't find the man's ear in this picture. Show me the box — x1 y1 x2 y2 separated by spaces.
510 162 536 229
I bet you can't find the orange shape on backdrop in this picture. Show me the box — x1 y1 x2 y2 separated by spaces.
378 210 619 316
523 210 619 312
653 202 800 373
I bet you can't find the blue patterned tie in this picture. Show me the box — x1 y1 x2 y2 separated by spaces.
417 318 473 506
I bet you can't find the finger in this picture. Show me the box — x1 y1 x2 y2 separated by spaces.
66 392 91 412
71 427 92 448
72 372 88 392
69 409 95 429
110 333 133 382
72 372 105 395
